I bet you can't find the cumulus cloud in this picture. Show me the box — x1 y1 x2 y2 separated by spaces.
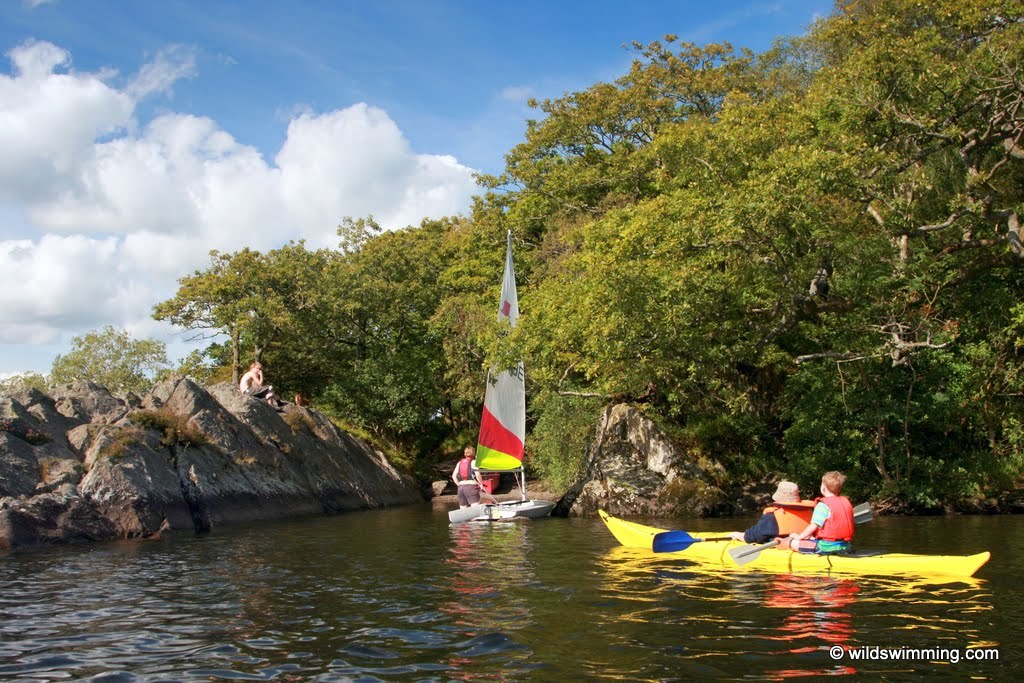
0 40 479 373
0 41 134 201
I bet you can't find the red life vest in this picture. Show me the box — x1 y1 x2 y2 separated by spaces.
457 457 475 483
817 496 854 541
763 501 815 535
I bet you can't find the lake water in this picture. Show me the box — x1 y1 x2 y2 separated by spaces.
1 504 1020 680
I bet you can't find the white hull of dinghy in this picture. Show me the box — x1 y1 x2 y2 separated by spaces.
448 499 555 524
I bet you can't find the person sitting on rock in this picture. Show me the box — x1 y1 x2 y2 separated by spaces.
239 361 281 409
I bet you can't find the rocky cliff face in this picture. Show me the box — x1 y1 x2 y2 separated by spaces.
0 378 422 550
555 403 734 517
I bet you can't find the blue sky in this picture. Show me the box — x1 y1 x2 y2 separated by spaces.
0 0 834 378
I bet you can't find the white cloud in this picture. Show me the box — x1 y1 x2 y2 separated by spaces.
0 41 479 374
276 105 477 242
0 41 134 201
499 85 534 103
127 44 197 99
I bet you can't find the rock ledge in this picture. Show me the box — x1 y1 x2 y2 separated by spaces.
1 378 422 550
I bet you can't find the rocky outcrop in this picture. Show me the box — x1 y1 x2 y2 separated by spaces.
0 378 422 550
555 403 732 517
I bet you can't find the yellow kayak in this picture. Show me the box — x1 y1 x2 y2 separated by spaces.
599 510 991 578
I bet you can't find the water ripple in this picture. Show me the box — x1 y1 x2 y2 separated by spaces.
0 509 1015 680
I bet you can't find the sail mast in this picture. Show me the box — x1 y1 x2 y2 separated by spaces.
476 231 526 495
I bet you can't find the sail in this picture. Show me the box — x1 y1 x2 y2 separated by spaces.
476 232 526 472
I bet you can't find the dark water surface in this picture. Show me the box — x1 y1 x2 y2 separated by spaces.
1 505 1020 681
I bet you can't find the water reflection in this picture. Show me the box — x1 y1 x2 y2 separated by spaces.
439 520 538 680
596 545 998 679
443 520 535 629
0 511 1013 681
762 574 859 677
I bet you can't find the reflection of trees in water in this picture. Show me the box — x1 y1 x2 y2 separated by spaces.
200 533 317 672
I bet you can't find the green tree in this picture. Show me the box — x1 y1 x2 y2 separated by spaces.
0 371 49 394
50 326 168 395
153 248 268 384
145 0 1024 508
154 243 328 388
317 218 454 448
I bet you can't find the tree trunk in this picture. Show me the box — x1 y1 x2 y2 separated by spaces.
230 328 240 386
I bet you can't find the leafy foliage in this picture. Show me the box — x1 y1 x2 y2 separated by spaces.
50 326 169 395
148 0 1024 509
0 372 48 394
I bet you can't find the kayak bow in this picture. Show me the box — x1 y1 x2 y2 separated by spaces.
599 510 990 578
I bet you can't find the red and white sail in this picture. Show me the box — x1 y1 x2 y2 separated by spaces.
476 232 526 471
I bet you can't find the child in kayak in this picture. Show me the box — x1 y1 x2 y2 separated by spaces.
729 481 816 543
788 471 854 554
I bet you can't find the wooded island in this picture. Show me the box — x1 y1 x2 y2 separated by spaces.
5 0 1022 514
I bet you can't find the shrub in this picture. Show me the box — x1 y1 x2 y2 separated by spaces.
529 394 600 490
282 409 318 436
96 424 146 461
129 408 209 449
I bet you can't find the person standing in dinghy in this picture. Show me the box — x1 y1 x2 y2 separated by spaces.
729 481 816 544
788 471 855 555
451 447 485 508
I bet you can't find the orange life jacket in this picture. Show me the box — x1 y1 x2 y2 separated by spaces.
762 500 816 535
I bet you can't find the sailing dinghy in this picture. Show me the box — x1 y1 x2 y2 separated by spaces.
448 233 555 524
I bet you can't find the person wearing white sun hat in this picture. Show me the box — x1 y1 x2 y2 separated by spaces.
728 480 817 543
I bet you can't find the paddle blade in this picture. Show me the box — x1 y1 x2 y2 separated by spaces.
853 502 873 524
448 504 488 524
653 530 701 553
653 532 735 553
728 538 781 566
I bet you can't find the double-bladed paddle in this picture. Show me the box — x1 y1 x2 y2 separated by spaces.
853 502 872 524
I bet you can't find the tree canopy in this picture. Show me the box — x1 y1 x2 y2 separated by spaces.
151 0 1024 509
49 325 169 395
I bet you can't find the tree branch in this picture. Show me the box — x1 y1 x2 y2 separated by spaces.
794 351 878 365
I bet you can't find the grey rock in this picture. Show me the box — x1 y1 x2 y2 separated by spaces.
555 403 729 517
0 377 422 550
0 490 118 548
0 431 39 498
51 382 131 424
